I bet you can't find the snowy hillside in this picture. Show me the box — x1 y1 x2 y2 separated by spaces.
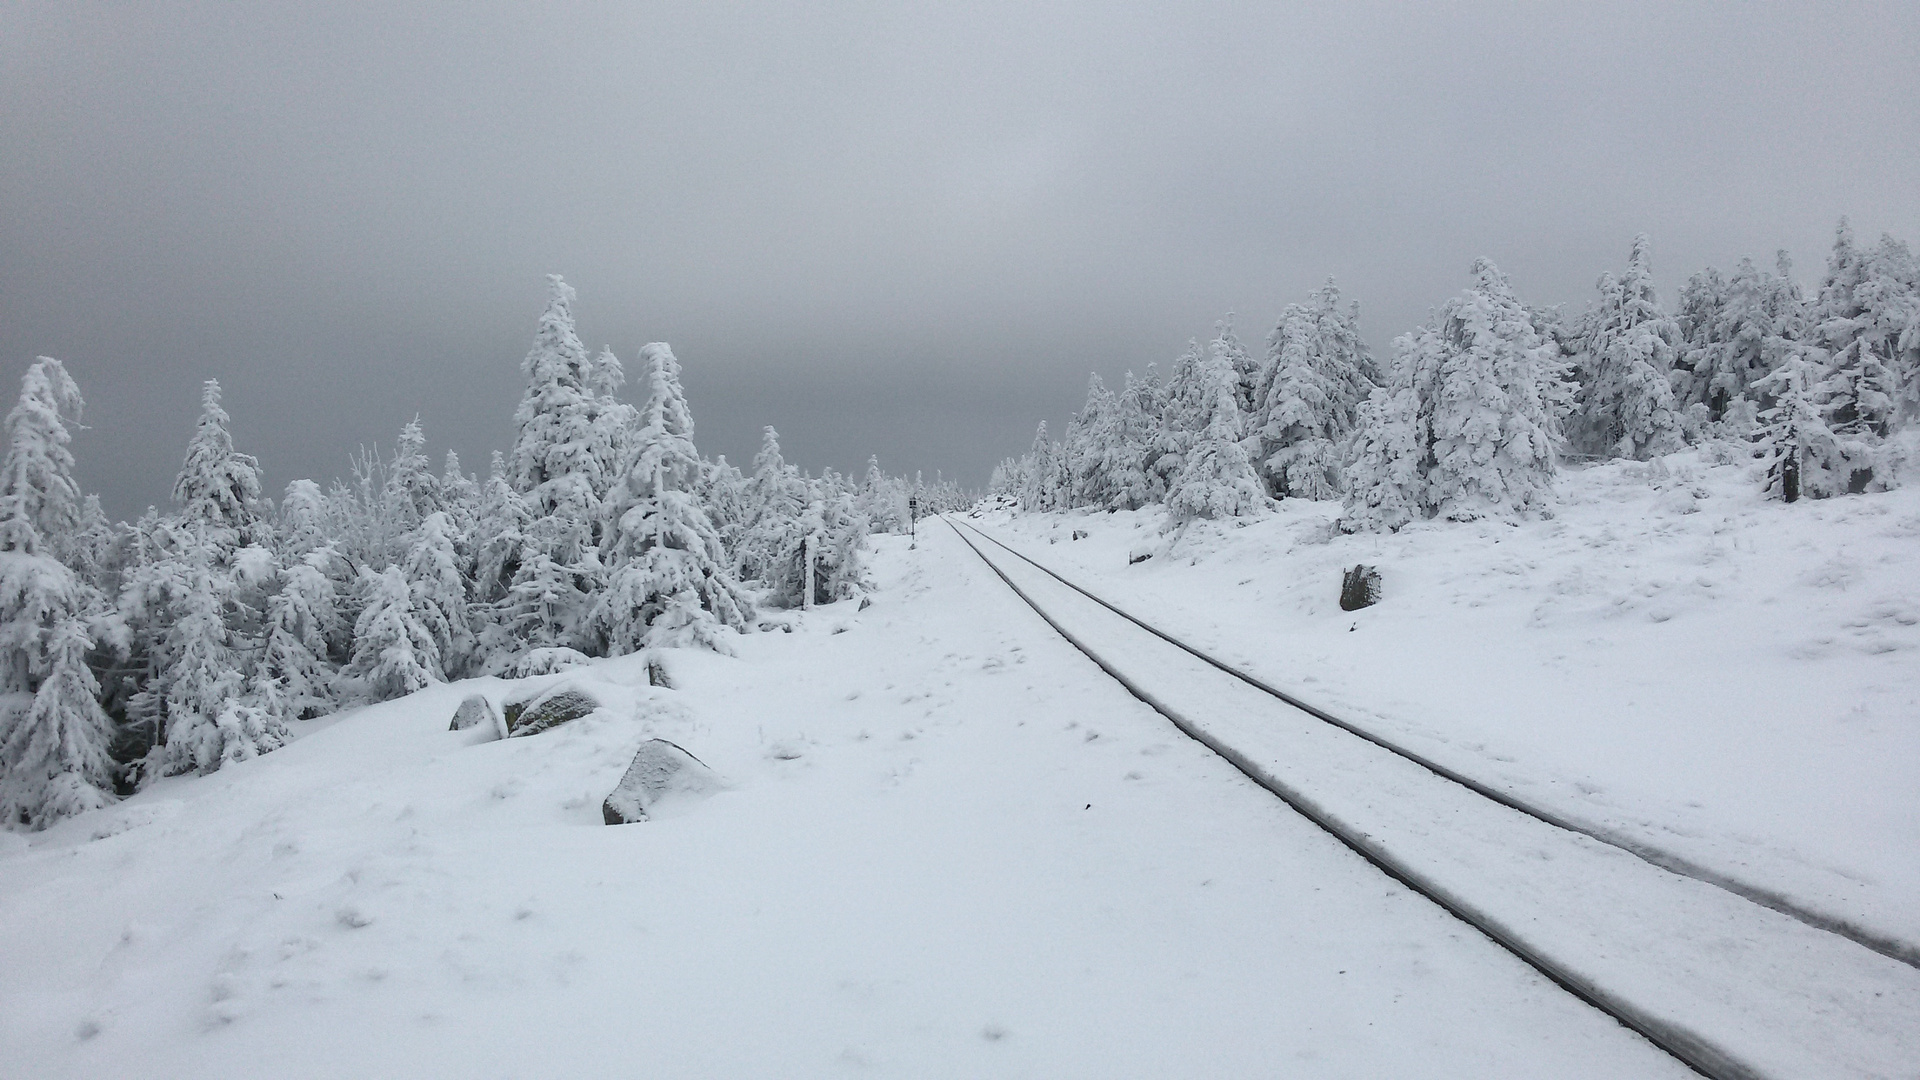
4 530 1720 1080
983 440 1920 953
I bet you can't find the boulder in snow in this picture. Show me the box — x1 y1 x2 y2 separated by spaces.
1339 564 1382 611
505 687 600 737
448 694 503 738
602 739 721 824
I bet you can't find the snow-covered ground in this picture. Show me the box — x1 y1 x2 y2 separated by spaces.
983 442 1920 956
1 527 1704 1079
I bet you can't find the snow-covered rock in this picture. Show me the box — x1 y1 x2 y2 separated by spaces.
600 739 721 824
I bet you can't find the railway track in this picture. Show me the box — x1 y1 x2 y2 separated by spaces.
944 515 1920 1080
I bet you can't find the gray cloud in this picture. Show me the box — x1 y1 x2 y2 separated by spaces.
3 2 1915 518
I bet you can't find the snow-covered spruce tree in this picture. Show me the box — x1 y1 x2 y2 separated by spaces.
0 358 87 555
0 358 116 827
1167 333 1266 524
737 427 804 582
1105 370 1165 510
770 488 868 608
1423 259 1561 520
1019 421 1059 513
589 343 753 655
1213 316 1262 418
1339 384 1425 533
1675 252 1806 425
1250 281 1380 499
472 451 531 604
386 417 442 534
153 544 287 775
259 553 339 720
509 277 620 575
1751 353 1885 501
1152 344 1205 492
1341 259 1560 529
1065 374 1119 510
439 450 480 543
1808 220 1919 436
1570 235 1686 460
400 511 474 679
172 379 266 549
341 564 441 701
857 456 907 533
699 455 750 559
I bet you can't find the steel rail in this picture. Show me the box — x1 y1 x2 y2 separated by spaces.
950 515 1920 973
944 516 1744 1080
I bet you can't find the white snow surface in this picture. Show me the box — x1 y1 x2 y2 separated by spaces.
987 444 1920 955
0 531 1715 1078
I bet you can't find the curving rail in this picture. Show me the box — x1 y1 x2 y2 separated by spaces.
942 514 1920 1080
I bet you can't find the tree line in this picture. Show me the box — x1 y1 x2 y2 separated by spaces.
992 221 1918 527
0 276 968 829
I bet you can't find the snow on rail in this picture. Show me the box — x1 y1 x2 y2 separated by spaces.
947 515 1920 1080
959 517 1920 972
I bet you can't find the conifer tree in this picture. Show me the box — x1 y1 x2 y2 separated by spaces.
509 276 610 567
1675 252 1806 425
172 380 265 548
259 555 339 719
1065 374 1119 509
1342 259 1559 529
1167 339 1265 523
1105 371 1165 510
386 417 441 532
1808 220 1918 437
0 358 115 826
401 511 474 678
740 427 804 581
342 564 441 701
1020 421 1058 512
1571 236 1686 459
589 343 752 655
154 545 287 774
1751 353 1886 500
1251 281 1380 499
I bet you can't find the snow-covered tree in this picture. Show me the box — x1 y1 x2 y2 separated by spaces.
1339 385 1425 532
0 611 114 827
172 380 265 548
1570 236 1686 459
0 358 115 826
1675 252 1806 424
1807 220 1919 437
589 343 753 655
341 564 440 702
386 417 442 533
1342 259 1560 529
0 358 87 556
1105 370 1165 510
769 489 868 608
1250 281 1380 499
1064 374 1120 510
259 554 339 720
738 427 805 581
1020 421 1059 512
1752 353 1889 501
401 511 473 678
153 545 287 775
509 276 613 568
1167 335 1266 523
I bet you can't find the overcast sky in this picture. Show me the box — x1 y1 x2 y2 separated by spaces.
3 2 1916 519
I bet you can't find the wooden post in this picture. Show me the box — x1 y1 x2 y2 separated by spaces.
802 532 816 610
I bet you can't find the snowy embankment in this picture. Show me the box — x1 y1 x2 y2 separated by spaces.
983 442 1920 953
1 529 1695 1079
